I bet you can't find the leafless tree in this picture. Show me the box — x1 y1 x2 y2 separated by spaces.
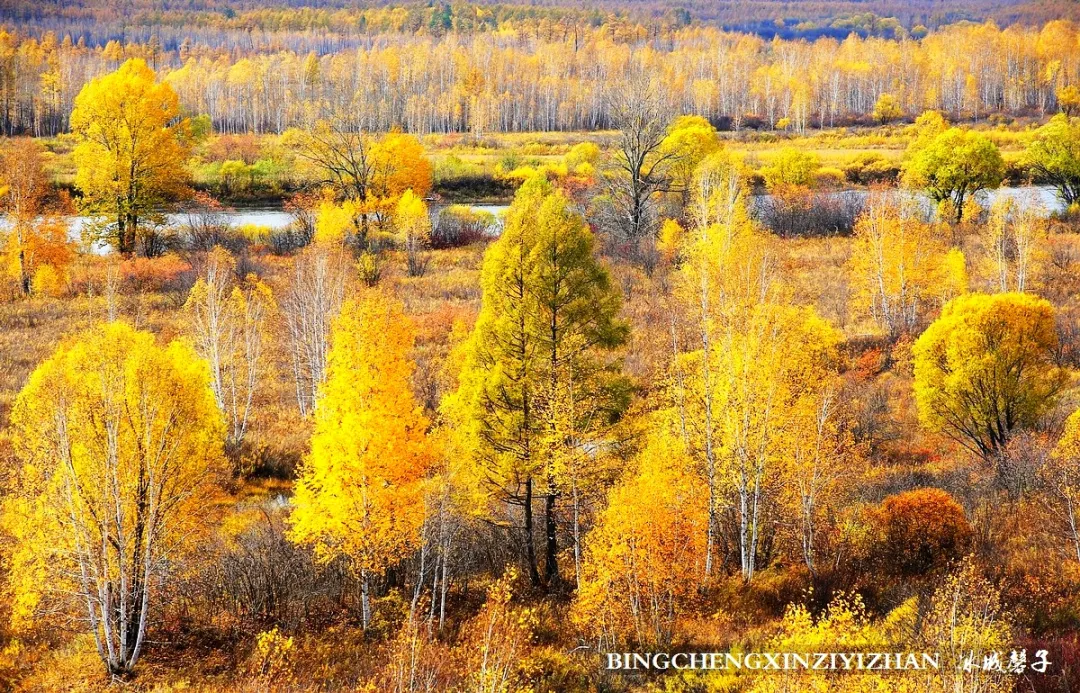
268 192 318 254
173 502 358 629
281 243 348 416
185 249 275 449
597 77 676 268
287 112 386 242
291 116 375 204
179 192 235 253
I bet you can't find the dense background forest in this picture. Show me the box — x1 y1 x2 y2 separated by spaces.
3 4 1080 136
2 2 1080 693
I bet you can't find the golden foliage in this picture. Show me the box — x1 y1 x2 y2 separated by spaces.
0 139 74 297
902 119 1005 223
848 193 956 337
573 428 707 648
71 59 191 254
982 197 1047 293
288 291 434 578
1048 409 1080 561
913 292 1066 459
459 570 536 693
2 321 225 675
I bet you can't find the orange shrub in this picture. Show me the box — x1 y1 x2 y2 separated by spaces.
120 254 192 292
869 488 972 577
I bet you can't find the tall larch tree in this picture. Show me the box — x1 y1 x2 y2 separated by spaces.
445 176 628 589
288 291 434 629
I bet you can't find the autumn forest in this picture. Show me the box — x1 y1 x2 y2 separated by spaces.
3 1 1080 692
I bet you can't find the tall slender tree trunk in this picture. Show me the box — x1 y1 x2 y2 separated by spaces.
17 242 29 295
116 197 127 256
700 255 718 579
360 569 371 630
544 492 559 588
1067 494 1080 563
438 530 450 630
125 210 138 256
571 479 582 588
523 478 541 586
410 524 427 618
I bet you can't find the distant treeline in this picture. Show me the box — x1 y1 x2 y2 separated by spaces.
2 10 1080 136
5 0 1068 37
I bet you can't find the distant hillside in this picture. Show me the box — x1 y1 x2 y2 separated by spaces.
3 0 1074 40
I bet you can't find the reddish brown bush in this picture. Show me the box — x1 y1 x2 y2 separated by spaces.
870 488 972 577
121 254 192 293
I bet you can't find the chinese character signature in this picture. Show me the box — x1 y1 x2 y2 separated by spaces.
959 649 1050 674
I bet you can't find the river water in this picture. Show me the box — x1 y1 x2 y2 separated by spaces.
5 203 509 254
177 203 512 233
168 187 1065 232
133 187 1072 231
62 203 510 236
747 185 1066 215
2 188 1070 254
